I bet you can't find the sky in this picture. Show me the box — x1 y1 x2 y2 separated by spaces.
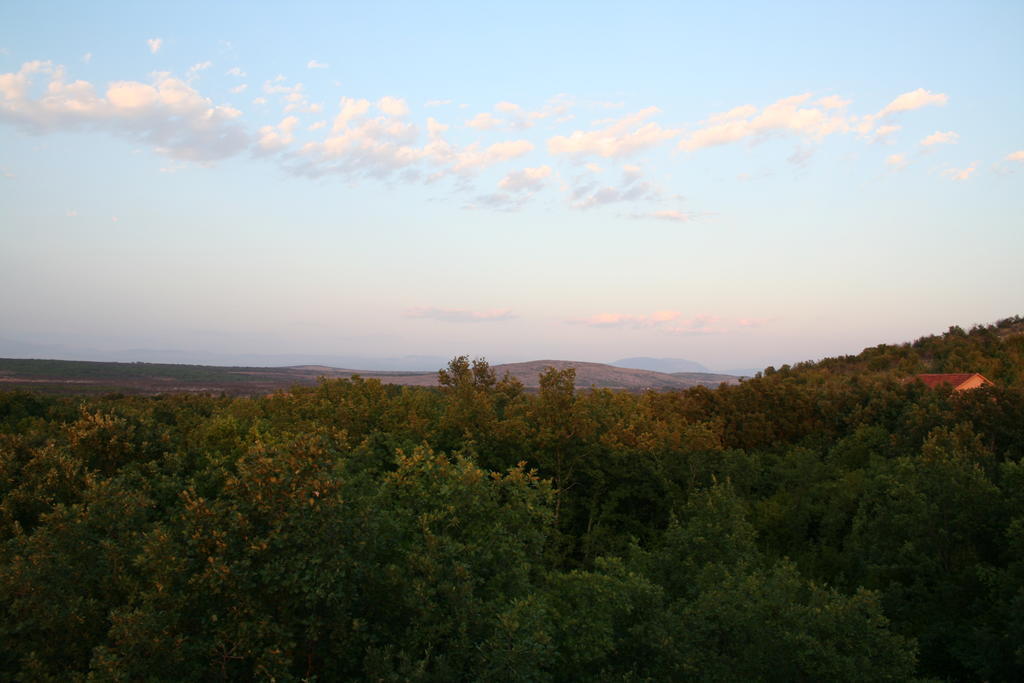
1 0 1022 372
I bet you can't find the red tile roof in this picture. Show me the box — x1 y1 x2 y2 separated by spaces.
914 373 992 389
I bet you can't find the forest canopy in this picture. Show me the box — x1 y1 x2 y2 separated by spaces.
1 317 1023 680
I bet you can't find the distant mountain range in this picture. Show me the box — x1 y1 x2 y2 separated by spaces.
612 357 760 378
0 339 763 377
491 360 738 391
0 357 740 395
0 338 450 372
612 357 709 373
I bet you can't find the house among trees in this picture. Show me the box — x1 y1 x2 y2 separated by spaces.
913 373 994 391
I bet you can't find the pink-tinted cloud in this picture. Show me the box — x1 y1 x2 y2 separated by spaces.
465 112 504 129
942 162 977 181
920 130 958 146
256 115 300 152
681 89 950 151
549 107 679 158
879 88 948 116
568 164 663 209
292 94 534 182
679 94 849 151
0 61 248 161
872 124 901 144
816 95 851 110
499 165 552 192
886 154 908 169
378 96 409 117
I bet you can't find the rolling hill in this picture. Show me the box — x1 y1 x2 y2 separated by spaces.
0 357 738 395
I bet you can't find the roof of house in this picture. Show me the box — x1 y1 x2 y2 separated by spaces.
914 373 993 389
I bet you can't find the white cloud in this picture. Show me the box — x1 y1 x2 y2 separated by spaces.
567 162 662 209
886 154 908 169
550 107 679 158
449 139 534 172
289 96 320 113
226 67 246 77
526 94 574 126
0 61 249 162
427 117 448 138
879 88 948 116
680 94 848 151
872 124 901 143
498 165 551 192
943 162 977 181
405 307 516 323
466 112 504 130
378 96 409 117
292 101 425 179
475 97 575 130
425 99 451 107
147 38 162 55
230 84 248 94
622 164 642 180
307 60 329 69
65 209 77 217
307 120 326 131
263 78 298 95
681 89 949 152
570 179 660 209
186 61 212 82
332 97 371 131
706 104 757 124
82 52 92 63
257 115 300 152
107 81 157 108
816 95 851 110
261 78 323 114
920 130 958 146
292 94 533 182
1007 150 1024 162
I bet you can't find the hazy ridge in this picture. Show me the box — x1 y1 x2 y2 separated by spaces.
0 356 738 395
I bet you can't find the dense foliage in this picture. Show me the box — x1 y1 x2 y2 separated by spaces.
2 318 1022 680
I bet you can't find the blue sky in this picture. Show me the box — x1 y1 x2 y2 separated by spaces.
1 0 1022 371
